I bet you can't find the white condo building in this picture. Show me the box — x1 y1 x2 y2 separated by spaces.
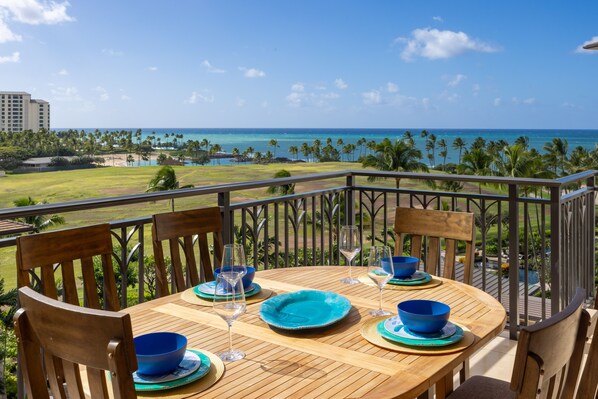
0 91 50 133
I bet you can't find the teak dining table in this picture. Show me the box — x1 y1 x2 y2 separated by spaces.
125 266 507 399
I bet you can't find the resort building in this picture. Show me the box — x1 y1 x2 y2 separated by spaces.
0 91 50 133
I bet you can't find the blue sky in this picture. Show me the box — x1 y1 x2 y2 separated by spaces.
0 0 597 129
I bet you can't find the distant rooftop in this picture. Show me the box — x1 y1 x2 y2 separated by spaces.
0 91 31 95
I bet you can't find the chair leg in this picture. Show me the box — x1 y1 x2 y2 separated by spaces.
435 372 454 399
459 359 470 383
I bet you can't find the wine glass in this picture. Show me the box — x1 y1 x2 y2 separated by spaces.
213 274 246 361
367 246 394 316
339 225 361 284
221 243 247 283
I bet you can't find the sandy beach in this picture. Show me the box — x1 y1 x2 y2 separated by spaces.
103 153 163 167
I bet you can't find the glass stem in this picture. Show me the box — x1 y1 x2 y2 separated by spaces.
228 324 233 352
348 259 353 279
379 288 383 311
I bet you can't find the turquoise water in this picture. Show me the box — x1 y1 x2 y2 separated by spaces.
64 128 598 166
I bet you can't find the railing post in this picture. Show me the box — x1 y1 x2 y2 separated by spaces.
586 176 596 301
219 192 232 244
550 186 561 316
508 184 519 340
346 174 355 226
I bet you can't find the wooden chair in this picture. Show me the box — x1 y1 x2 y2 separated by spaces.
394 207 476 285
575 293 598 399
152 206 224 297
16 224 120 311
394 207 475 389
15 286 137 399
448 288 589 399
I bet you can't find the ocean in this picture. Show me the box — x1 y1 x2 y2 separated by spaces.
62 128 598 166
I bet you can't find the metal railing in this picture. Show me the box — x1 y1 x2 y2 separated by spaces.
1 169 596 339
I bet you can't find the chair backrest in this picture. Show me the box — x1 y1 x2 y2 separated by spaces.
152 207 224 297
393 207 475 284
15 286 137 399
510 288 589 399
16 224 120 311
576 299 598 399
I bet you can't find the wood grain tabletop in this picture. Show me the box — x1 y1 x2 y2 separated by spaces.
125 266 507 399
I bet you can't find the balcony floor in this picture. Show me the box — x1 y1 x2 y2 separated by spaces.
464 330 517 384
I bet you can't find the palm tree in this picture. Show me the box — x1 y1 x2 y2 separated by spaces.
266 169 295 196
288 145 299 160
457 148 493 194
437 138 448 166
146 166 194 211
268 139 279 158
300 142 311 162
13 197 65 233
543 138 569 176
425 133 437 168
402 131 415 146
452 137 466 163
361 138 428 189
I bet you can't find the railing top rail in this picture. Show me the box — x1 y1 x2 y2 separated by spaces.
556 170 597 185
348 170 598 187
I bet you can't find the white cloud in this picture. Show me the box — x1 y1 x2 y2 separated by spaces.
362 90 382 105
236 97 246 107
494 97 502 106
147 66 158 72
291 82 304 92
121 94 131 101
94 86 109 101
432 16 443 22
261 101 269 108
51 85 81 102
58 68 68 75
575 36 598 53
447 73 466 87
285 85 339 108
102 48 124 56
0 0 74 25
398 28 498 61
0 15 21 42
201 60 225 73
239 67 265 78
186 91 214 104
561 102 579 109
285 92 303 107
0 50 19 63
472 83 480 96
422 97 430 109
510 97 535 105
334 78 348 89
387 82 399 93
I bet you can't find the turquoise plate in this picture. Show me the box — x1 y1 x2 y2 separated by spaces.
260 290 352 330
376 319 464 347
134 349 211 392
388 272 432 286
193 282 261 299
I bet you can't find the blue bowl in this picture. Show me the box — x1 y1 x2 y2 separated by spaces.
134 332 187 375
398 300 451 333
214 266 256 291
382 256 418 278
